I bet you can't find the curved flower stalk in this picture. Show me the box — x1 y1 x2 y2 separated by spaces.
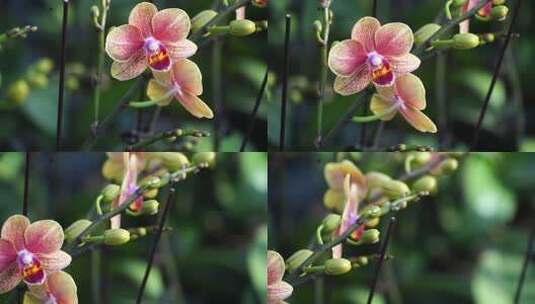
328 17 420 95
267 250 293 304
147 59 214 119
105 2 197 80
370 73 437 133
323 160 367 212
0 215 71 293
24 271 78 304
459 0 493 33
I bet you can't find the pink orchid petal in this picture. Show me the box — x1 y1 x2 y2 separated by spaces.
47 271 78 304
395 73 426 110
112 153 140 229
399 107 437 133
332 175 359 258
387 53 421 75
460 0 482 33
24 220 64 255
0 262 21 294
0 239 16 272
351 16 381 52
267 250 285 285
268 281 293 302
236 7 246 20
37 250 71 273
324 160 366 191
166 39 198 61
172 59 203 96
375 22 414 57
328 40 367 77
1 214 30 251
152 8 191 43
128 2 157 38
334 65 371 96
110 51 147 81
105 25 144 62
480 2 492 16
370 93 397 121
175 92 214 119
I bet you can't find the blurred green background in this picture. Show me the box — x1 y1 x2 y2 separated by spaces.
268 0 534 151
0 152 267 303
269 152 535 303
0 0 267 151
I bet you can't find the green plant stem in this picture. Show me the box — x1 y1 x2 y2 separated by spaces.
352 104 397 123
93 24 105 127
316 5 331 150
129 128 209 150
314 277 325 304
212 38 223 151
91 249 101 304
190 0 250 43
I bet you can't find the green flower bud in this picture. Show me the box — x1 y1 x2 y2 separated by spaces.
313 20 323 33
66 76 79 91
413 152 432 165
35 58 54 74
192 152 216 168
286 249 314 273
492 0 505 5
64 219 92 243
491 5 508 21
481 33 495 43
366 217 380 228
229 19 256 37
191 10 217 33
383 180 410 199
359 229 380 244
412 175 437 194
101 184 120 202
324 258 352 275
439 158 458 175
366 172 392 190
414 23 441 47
322 214 341 233
453 33 480 50
140 176 161 188
158 152 189 172
141 200 159 215
6 80 30 104
361 205 382 219
26 72 48 89
143 188 159 199
355 256 368 266
103 228 130 246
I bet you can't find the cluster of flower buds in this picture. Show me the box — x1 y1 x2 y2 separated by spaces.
1 25 38 42
5 58 54 105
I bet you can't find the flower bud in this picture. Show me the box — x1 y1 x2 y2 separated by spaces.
324 258 352 275
102 159 123 181
492 0 505 5
66 76 79 91
453 33 480 50
192 152 216 168
365 217 380 228
414 23 441 47
140 176 161 188
439 158 458 175
35 58 54 73
313 20 323 33
355 256 368 266
365 172 392 190
65 219 92 243
229 19 257 37
6 80 30 104
101 184 120 202
191 10 217 33
481 33 495 43
322 214 341 233
286 249 314 273
359 229 380 244
412 175 437 194
26 72 49 89
361 205 382 219
143 188 159 199
91 5 100 19
141 200 159 215
158 152 189 172
452 0 467 6
383 180 410 199
413 152 432 165
491 5 508 21
103 228 130 246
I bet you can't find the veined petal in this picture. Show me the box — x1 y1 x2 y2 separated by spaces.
328 40 367 77
375 22 414 57
375 82 395 100
172 59 203 96
0 262 21 294
324 160 366 192
24 220 64 255
388 53 420 75
395 73 426 110
110 51 147 81
351 16 380 52
47 271 78 304
1 214 29 251
332 175 360 258
147 79 174 106
333 65 371 96
268 281 293 302
105 25 144 62
37 250 71 273
128 2 157 38
399 107 437 133
152 8 191 43
0 240 16 272
370 94 397 121
175 92 214 119
267 250 285 285
166 40 198 60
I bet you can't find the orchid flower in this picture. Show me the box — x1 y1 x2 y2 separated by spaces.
0 215 71 294
328 17 420 95
147 59 214 119
459 0 493 33
105 2 197 80
323 160 367 213
370 73 437 133
332 174 363 259
24 271 78 304
267 250 293 304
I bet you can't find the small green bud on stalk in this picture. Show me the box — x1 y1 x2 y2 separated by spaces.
366 217 380 228
453 33 480 50
359 229 380 244
414 23 441 47
355 256 368 266
6 80 30 104
104 228 131 246
158 152 189 172
322 214 341 233
286 249 314 273
143 188 159 199
492 0 505 5
413 152 432 165
229 19 256 37
140 176 161 188
383 180 410 199
412 175 438 194
191 10 217 33
324 258 352 275
26 72 48 89
491 5 508 21
313 20 323 34
362 205 382 219
439 158 459 175
65 219 92 243
35 58 54 73
192 152 216 168
141 200 159 215
101 184 120 202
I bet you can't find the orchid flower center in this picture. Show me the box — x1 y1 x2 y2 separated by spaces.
17 250 45 285
143 37 171 71
367 52 394 86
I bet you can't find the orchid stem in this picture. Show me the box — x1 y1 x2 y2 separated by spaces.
279 14 291 151
316 3 332 150
91 249 102 304
56 0 69 151
93 0 109 132
514 226 535 304
190 0 250 43
129 128 210 150
22 152 30 216
367 217 396 304
129 100 159 108
240 67 269 151
352 105 397 123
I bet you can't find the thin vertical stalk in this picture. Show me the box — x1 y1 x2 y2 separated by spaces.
470 0 522 150
136 184 177 304
314 277 325 304
93 0 109 131
436 52 447 149
367 217 396 304
56 0 69 151
504 46 524 150
91 249 102 304
514 227 534 304
370 121 384 150
240 67 269 151
279 14 291 151
212 38 222 151
316 4 331 150
23 152 30 216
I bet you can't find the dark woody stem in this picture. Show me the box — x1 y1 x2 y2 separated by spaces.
129 128 210 150
366 217 396 304
240 67 269 151
22 152 31 216
56 0 69 151
279 14 291 151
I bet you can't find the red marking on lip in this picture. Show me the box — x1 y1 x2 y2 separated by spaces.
21 257 45 285
147 44 171 71
372 61 394 86
350 224 366 241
